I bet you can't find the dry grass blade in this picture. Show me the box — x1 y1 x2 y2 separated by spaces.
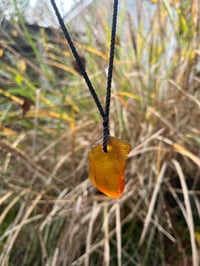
139 162 167 246
172 159 199 266
103 204 110 266
168 79 200 108
173 143 200 168
39 187 70 232
2 133 26 173
0 190 44 265
0 190 28 225
115 202 122 266
45 59 78 75
193 195 200 218
129 128 166 157
0 192 13 205
148 107 180 136
149 216 176 243
52 248 59 266
156 136 200 167
85 202 100 266
0 214 42 242
0 139 51 181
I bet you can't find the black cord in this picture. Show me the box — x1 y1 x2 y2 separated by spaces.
103 0 118 152
51 0 118 152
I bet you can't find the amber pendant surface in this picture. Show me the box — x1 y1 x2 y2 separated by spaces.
88 136 131 198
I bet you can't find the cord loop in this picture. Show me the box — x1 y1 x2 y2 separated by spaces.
51 0 118 153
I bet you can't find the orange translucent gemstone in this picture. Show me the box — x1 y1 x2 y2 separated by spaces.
88 136 131 198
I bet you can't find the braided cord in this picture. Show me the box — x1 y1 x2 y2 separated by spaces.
51 0 118 152
103 0 118 152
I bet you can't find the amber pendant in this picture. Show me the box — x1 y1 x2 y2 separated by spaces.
88 136 131 198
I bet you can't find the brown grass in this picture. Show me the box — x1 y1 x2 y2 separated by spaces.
0 0 200 265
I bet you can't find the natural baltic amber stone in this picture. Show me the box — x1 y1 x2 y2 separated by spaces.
88 136 131 198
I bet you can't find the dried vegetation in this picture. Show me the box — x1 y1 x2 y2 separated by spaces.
0 0 200 265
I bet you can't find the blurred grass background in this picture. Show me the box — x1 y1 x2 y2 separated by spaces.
0 0 200 265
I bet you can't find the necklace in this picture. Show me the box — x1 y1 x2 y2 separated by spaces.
51 0 131 198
